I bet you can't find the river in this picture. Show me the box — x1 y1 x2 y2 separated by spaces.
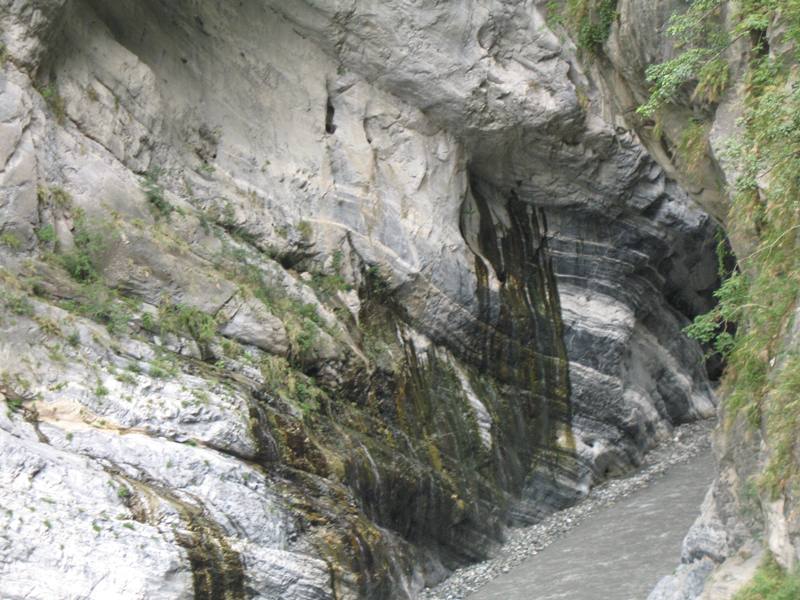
469 451 715 600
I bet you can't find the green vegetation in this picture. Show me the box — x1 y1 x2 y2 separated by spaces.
363 264 392 301
1 372 31 414
637 0 728 118
35 224 56 244
36 316 62 337
61 283 132 335
148 355 178 379
545 1 565 28
760 354 800 494
220 338 242 358
67 331 81 348
38 83 66 125
556 0 619 54
297 220 313 241
126 362 142 374
635 0 800 118
191 389 210 405
309 250 353 296
115 371 137 386
17 192 140 336
216 202 261 246
221 255 325 362
733 553 800 600
310 272 351 295
694 56 730 104
1 291 34 317
4 393 23 414
48 187 73 209
59 211 112 283
647 1 800 497
198 162 215 176
260 355 323 416
0 232 23 250
155 302 218 348
677 118 711 180
284 309 320 359
45 210 137 334
141 170 173 218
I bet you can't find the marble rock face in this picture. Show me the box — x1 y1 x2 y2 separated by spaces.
560 0 800 597
0 1 717 598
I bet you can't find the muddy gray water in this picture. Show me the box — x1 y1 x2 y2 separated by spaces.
470 452 715 600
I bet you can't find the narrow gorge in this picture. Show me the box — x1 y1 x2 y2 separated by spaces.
0 1 797 599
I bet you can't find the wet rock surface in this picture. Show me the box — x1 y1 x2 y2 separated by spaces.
0 1 721 598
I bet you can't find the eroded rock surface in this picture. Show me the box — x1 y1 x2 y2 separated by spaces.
548 0 800 598
0 1 718 598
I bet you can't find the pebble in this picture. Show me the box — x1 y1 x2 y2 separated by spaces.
419 420 714 600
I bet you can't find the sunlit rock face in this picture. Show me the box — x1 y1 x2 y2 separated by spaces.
0 1 716 597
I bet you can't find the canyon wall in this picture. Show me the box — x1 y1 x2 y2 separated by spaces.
0 1 719 598
543 0 800 596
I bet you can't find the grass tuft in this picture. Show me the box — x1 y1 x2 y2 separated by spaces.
733 552 800 600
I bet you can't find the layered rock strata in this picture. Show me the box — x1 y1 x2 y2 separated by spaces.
542 0 800 596
0 1 717 598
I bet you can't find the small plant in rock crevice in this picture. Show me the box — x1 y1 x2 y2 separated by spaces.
35 224 56 245
555 0 619 54
1 291 34 317
59 211 112 283
297 220 313 242
0 232 23 250
60 283 133 335
141 170 174 219
259 354 324 417
38 82 66 125
154 302 219 355
648 0 800 498
1 372 34 415
732 551 800 599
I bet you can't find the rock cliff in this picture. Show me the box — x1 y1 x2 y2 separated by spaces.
0 1 720 598
543 0 800 597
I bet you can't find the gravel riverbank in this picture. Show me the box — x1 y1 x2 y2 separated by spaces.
421 419 715 600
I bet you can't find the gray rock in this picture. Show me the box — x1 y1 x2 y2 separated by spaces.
219 294 289 356
682 488 731 565
0 1 724 598
0 425 193 600
648 559 716 600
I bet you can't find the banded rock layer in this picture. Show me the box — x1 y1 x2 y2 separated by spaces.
0 1 716 598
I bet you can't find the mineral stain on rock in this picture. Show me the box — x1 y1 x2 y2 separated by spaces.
173 501 247 600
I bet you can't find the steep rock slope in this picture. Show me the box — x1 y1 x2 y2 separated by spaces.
0 1 717 598
543 0 800 596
